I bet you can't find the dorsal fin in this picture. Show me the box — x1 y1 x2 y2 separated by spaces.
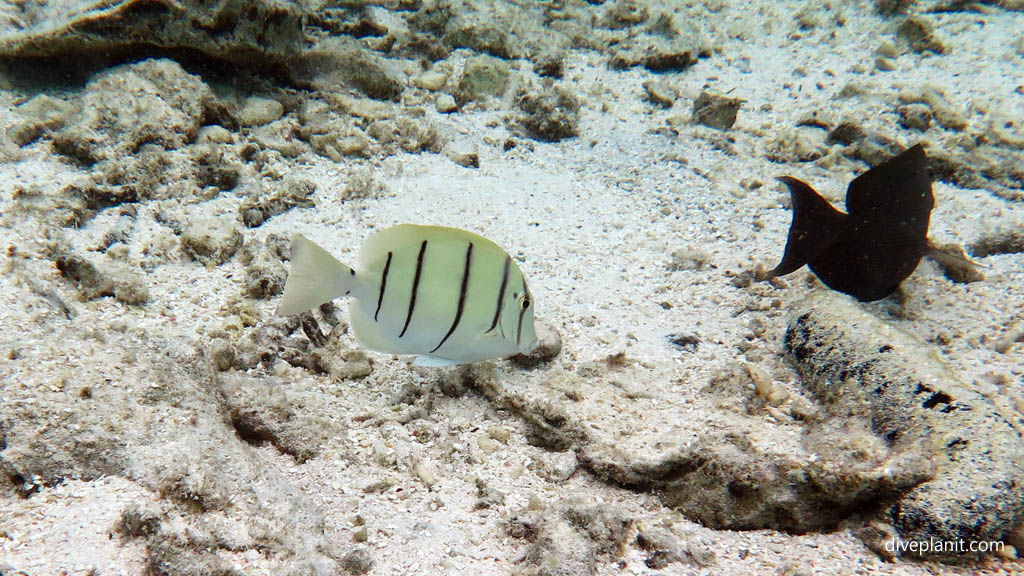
768 176 848 278
846 143 933 220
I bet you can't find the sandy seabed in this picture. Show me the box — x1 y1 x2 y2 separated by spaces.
1 1 1023 575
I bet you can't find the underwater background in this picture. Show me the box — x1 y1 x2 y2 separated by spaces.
0 1 1022 574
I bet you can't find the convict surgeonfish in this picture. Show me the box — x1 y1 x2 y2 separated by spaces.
276 224 539 366
766 144 936 301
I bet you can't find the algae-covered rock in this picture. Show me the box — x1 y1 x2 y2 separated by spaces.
608 13 708 72
181 217 243 266
52 58 214 166
8 94 79 146
786 292 1024 560
52 248 149 305
238 177 316 228
291 36 405 100
456 54 510 104
0 0 305 68
513 83 580 142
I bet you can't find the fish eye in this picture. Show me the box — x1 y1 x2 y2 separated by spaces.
518 295 531 311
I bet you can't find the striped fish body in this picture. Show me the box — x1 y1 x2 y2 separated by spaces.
276 224 538 366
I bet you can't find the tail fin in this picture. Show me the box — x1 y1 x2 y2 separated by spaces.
768 176 848 278
276 235 357 317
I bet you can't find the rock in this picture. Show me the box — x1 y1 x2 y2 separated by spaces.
237 96 284 127
643 78 677 107
198 125 234 144
192 144 241 192
874 56 897 71
668 247 709 271
240 237 288 299
181 217 243 266
896 17 945 55
899 85 966 131
414 69 449 91
340 548 374 575
512 321 562 367
444 139 479 168
238 177 316 228
8 94 79 146
563 502 634 559
876 0 914 16
219 372 349 463
535 450 578 483
435 93 458 113
685 536 716 566
474 478 505 509
523 517 595 576
602 0 649 29
366 116 443 154
827 122 866 145
442 12 512 59
52 248 149 305
691 91 742 130
209 338 236 372
970 224 1024 257
342 169 387 202
0 0 305 68
636 528 686 568
897 103 933 131
765 126 827 163
292 36 405 100
608 13 708 72
456 54 510 104
52 58 214 166
513 83 580 142
785 292 1024 560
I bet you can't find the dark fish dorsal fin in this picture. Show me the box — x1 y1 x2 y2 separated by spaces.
768 176 848 278
845 144 933 221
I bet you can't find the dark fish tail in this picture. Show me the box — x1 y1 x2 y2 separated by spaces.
769 176 847 278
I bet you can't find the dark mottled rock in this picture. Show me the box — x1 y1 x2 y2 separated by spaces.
340 548 374 575
513 84 580 142
52 248 149 304
786 292 1024 561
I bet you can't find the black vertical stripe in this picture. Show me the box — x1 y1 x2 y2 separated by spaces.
374 251 393 321
399 240 428 338
486 255 511 333
431 242 474 353
516 278 529 347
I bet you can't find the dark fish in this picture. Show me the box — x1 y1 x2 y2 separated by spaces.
767 144 934 302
